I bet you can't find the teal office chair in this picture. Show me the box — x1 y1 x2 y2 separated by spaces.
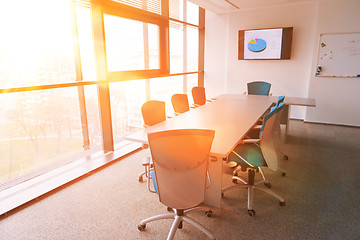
138 129 216 240
223 107 285 216
246 96 287 187
272 99 289 160
246 81 272 95
139 100 167 183
171 93 191 115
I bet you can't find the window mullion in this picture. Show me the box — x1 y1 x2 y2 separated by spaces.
198 7 205 87
91 1 114 152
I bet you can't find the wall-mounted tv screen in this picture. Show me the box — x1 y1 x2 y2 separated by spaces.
238 27 293 60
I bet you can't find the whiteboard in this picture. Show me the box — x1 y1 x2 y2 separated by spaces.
316 33 360 77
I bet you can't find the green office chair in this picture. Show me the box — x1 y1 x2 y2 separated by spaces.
138 129 216 240
223 107 285 216
138 100 167 183
171 93 191 115
246 81 272 95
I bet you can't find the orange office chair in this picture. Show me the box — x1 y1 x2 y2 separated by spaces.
171 93 191 115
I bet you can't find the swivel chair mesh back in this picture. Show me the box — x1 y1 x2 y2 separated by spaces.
171 94 190 115
141 100 166 127
192 87 207 106
148 129 215 209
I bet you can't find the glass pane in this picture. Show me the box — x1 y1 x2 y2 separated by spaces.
150 76 183 114
0 0 76 88
104 15 159 72
170 21 184 74
76 6 97 81
83 85 102 148
187 26 199 72
113 0 161 15
187 1 199 26
110 80 145 146
169 0 184 22
186 73 198 105
0 88 84 184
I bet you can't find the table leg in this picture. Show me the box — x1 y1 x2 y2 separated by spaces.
280 105 290 142
203 154 223 208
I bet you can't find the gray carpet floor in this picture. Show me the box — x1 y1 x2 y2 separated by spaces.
1 120 360 240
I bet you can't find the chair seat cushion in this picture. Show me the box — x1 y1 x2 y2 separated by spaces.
228 144 266 168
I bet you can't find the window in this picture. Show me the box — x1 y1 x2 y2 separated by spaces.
104 16 160 71
0 0 204 193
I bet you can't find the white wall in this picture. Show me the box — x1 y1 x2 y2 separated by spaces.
205 1 318 119
204 0 360 125
204 11 228 98
305 0 360 126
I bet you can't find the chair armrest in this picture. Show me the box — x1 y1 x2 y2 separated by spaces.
142 156 151 166
242 138 260 144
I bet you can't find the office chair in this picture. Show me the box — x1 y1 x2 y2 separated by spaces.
191 86 215 107
244 96 287 188
138 100 167 183
246 81 272 96
138 129 216 240
223 107 285 216
171 93 191 115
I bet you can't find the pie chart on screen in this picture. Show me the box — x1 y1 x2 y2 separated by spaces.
248 38 267 52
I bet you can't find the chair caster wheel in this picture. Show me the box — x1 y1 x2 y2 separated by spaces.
232 179 238 184
282 172 286 177
221 192 224 198
167 207 173 212
178 221 183 229
283 155 288 160
248 209 255 216
205 210 213 217
233 172 238 176
279 201 285 206
138 224 146 231
138 176 143 182
264 182 272 188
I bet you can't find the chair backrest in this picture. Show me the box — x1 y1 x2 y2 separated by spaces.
148 129 215 209
141 100 166 127
171 94 190 114
247 81 271 96
272 102 285 150
259 108 278 170
192 87 206 106
270 96 285 112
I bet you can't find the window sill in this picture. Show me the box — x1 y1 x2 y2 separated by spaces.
0 141 141 216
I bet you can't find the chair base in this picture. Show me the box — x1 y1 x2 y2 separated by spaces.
138 208 216 240
223 170 285 216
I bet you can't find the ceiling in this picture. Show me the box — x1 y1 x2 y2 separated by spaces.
189 0 318 14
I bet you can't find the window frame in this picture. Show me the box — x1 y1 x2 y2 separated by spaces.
91 0 170 82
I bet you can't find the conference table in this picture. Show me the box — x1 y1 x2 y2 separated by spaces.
126 94 316 207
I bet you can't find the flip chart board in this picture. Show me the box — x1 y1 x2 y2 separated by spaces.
316 33 360 77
